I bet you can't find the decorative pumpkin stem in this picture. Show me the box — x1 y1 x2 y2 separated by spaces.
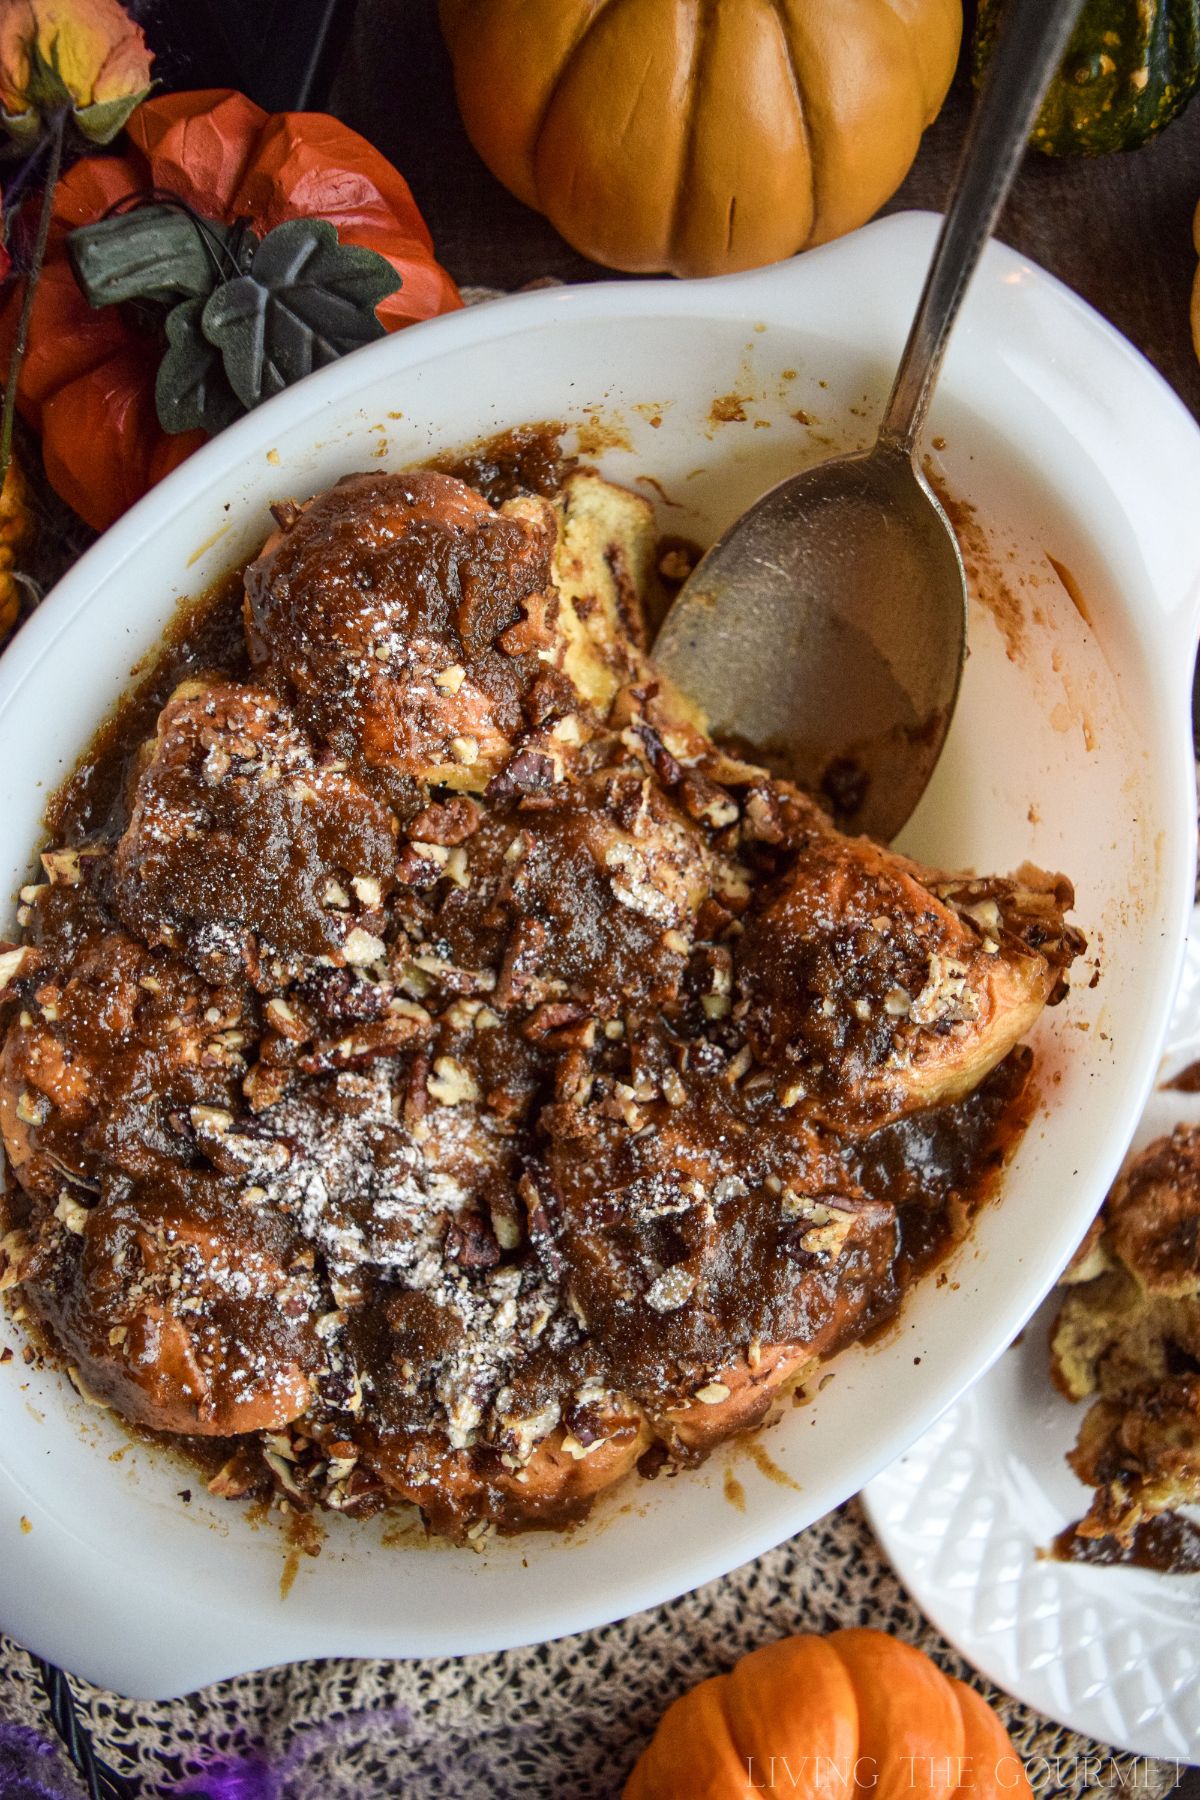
69 200 233 308
0 107 66 498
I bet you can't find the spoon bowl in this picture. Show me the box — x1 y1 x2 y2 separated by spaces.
654 0 1085 841
653 442 966 839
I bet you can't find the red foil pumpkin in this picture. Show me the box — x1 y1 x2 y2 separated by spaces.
0 89 461 530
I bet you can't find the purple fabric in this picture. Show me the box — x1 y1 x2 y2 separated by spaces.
0 1724 81 1800
177 1760 277 1800
3 1702 545 1797
179 1708 424 1799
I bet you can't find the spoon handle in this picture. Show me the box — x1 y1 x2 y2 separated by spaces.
878 0 1086 458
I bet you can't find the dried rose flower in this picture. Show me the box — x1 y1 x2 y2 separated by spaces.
0 0 152 146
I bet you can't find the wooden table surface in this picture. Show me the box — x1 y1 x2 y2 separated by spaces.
332 11 1200 1789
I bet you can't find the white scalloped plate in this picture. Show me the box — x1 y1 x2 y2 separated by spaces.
863 910 1200 1762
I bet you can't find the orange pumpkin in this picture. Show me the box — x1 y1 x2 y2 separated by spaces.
624 1629 1032 1800
0 454 33 646
0 89 461 533
440 0 962 277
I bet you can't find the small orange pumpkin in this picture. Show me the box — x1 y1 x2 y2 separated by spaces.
0 453 33 646
440 0 962 277
624 1628 1032 1800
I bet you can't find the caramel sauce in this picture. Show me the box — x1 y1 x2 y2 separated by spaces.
1164 1059 1200 1094
741 1438 802 1494
1046 555 1094 632
1051 1512 1200 1575
431 422 573 507
279 1511 324 1599
47 570 249 846
709 393 749 426
925 473 1026 665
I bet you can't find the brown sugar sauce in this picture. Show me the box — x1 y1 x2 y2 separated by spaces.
1052 1512 1200 1576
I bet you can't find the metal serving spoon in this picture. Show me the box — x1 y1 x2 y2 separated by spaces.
653 0 1085 842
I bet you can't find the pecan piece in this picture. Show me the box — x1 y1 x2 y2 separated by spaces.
396 844 446 886
243 1061 293 1113
522 1000 591 1042
741 785 788 845
494 916 547 1008
0 943 38 994
677 770 739 831
444 1211 501 1269
526 669 579 727
485 751 557 804
408 796 483 846
631 719 682 787
695 897 735 941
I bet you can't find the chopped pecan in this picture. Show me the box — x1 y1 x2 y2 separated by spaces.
526 669 579 727
265 994 316 1041
494 916 547 1008
609 680 661 729
298 1008 429 1075
396 844 447 886
563 1399 605 1447
631 719 683 787
687 942 733 1002
553 1049 595 1107
0 1229 31 1293
0 943 38 994
403 1049 430 1126
486 1085 527 1123
208 1447 263 1499
489 1196 523 1251
522 1000 591 1042
298 964 371 1022
426 1054 481 1106
485 751 557 804
408 796 483 846
780 1225 822 1272
342 927 387 966
269 499 304 532
695 897 735 941
677 770 739 831
518 1162 564 1278
444 1211 501 1269
243 1060 292 1113
741 785 787 845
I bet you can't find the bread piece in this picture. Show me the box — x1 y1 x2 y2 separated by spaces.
1050 1127 1200 1541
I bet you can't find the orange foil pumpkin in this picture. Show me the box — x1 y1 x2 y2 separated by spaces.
624 1629 1032 1800
440 0 962 277
0 89 461 532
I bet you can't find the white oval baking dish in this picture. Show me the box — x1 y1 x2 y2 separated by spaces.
1 211 1197 1697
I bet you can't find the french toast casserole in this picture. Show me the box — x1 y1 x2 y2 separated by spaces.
0 437 1085 1539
